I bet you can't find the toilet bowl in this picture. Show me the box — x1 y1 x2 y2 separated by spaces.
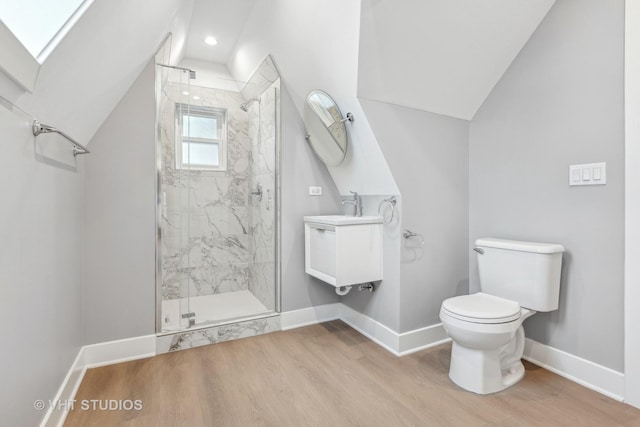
439 292 535 394
439 238 564 395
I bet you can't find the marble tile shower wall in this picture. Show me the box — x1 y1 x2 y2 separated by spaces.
160 83 251 301
248 83 278 310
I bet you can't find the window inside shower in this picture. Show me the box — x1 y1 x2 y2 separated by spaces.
176 105 227 171
155 56 280 333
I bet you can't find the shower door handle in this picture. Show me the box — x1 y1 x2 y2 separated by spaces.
251 184 263 201
266 189 271 211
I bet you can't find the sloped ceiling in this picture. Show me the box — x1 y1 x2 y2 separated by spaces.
12 0 194 145
358 0 556 120
2 0 559 146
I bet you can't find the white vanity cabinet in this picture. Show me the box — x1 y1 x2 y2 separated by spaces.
304 215 383 288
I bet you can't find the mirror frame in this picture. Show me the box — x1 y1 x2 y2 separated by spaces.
303 90 351 166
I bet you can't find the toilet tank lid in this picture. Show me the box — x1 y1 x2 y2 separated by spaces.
476 238 564 254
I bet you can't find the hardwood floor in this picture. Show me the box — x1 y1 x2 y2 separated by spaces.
65 321 640 426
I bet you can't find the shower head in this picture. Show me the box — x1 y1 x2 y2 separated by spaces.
240 97 261 112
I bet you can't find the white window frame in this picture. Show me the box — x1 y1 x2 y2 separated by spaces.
0 20 39 91
0 0 93 71
175 104 227 171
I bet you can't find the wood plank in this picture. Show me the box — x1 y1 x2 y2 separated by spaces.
65 321 640 427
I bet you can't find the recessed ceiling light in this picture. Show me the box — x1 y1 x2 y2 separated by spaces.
193 96 201 100
204 36 218 46
182 91 189 95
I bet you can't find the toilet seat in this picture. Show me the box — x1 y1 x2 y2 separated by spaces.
442 292 521 324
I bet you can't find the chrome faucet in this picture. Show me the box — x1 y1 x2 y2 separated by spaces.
341 191 362 217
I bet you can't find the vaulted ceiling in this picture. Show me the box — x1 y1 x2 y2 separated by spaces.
10 0 193 144
3 0 258 145
1 0 557 146
358 0 557 120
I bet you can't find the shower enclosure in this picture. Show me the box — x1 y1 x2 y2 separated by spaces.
155 56 280 334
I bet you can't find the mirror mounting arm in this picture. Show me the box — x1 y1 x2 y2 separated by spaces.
340 112 355 123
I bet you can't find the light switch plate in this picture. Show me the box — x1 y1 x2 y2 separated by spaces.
309 186 322 196
569 162 606 186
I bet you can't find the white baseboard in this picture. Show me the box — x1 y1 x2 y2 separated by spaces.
523 338 625 401
280 303 341 330
40 334 157 427
338 303 402 355
83 334 156 368
39 349 86 427
398 323 450 356
281 303 448 357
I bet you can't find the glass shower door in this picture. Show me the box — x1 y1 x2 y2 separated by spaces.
156 64 194 331
247 85 278 314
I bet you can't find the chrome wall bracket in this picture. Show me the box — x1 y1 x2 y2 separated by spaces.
340 112 354 123
32 120 90 157
403 229 425 247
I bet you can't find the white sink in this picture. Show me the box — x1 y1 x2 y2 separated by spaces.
303 215 383 226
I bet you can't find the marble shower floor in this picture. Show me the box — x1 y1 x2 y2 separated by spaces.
161 290 272 332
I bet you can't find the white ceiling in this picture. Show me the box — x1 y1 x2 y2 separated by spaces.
358 0 557 120
0 0 558 148
182 0 256 64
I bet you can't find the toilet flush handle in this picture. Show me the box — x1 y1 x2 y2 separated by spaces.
473 247 485 254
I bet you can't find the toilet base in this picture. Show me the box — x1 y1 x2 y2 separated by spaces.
449 340 526 394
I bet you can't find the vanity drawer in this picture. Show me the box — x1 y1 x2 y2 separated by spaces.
304 221 382 287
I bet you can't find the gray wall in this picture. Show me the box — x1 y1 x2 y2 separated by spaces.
84 60 156 344
280 84 342 311
360 99 470 333
469 0 624 371
0 94 84 425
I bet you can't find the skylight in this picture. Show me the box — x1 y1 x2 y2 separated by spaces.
0 0 87 60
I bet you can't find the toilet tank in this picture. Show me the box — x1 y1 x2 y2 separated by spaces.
476 238 564 312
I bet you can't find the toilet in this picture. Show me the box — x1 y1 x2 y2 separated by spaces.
439 238 564 394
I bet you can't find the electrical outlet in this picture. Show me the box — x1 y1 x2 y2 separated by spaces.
309 186 322 196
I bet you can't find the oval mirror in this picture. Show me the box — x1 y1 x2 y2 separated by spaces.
303 90 352 166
